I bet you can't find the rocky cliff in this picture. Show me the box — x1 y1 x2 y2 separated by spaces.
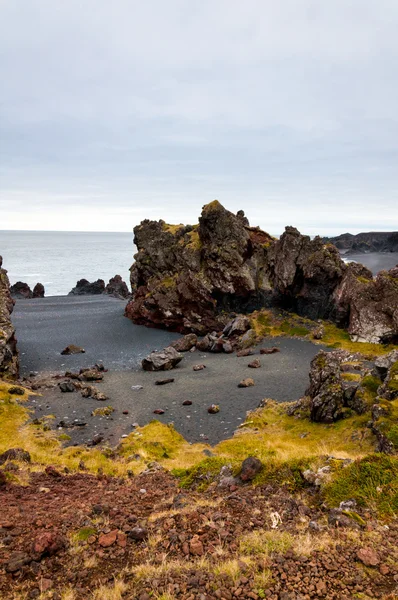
0 257 18 378
125 202 398 343
324 231 398 254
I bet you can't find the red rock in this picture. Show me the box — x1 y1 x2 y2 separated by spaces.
40 578 53 592
117 532 127 548
357 547 380 567
248 359 261 368
260 347 280 354
189 536 204 556
379 564 390 575
33 532 65 557
98 530 118 548
153 409 165 415
45 465 62 478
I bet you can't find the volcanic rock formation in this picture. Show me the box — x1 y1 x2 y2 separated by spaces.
125 201 398 343
0 257 19 378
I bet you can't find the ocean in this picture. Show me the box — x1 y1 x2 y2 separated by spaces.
1 230 397 297
0 230 134 296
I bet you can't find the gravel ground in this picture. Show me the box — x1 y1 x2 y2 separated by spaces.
14 295 326 445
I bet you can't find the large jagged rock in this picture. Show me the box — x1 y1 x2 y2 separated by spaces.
104 275 130 299
32 282 45 298
125 202 274 333
307 351 346 423
142 347 183 371
267 227 346 320
68 279 105 295
0 257 19 378
334 265 398 344
125 202 398 343
10 281 33 299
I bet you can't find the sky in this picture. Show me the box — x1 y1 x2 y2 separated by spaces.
0 0 398 236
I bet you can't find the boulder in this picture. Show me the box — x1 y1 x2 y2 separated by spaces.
0 448 31 465
248 358 261 368
60 344 85 355
68 278 105 295
104 275 130 299
239 456 263 481
171 333 198 352
238 378 255 388
142 346 183 371
307 351 345 423
32 283 45 298
223 315 251 337
334 264 398 343
10 281 33 299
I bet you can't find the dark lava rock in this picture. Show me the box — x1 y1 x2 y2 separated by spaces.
223 316 251 337
10 281 33 299
129 527 148 541
153 409 165 415
61 344 85 355
248 358 261 368
0 448 31 465
142 347 183 371
182 400 192 405
207 404 220 414
155 378 175 385
59 381 76 393
307 351 345 423
104 274 130 299
32 282 45 298
171 333 198 352
238 378 255 388
260 346 280 354
193 364 206 371
7 386 25 395
68 278 105 295
239 456 263 481
237 348 254 357
124 201 398 343
5 551 32 573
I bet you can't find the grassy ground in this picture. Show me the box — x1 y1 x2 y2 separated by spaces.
249 309 398 358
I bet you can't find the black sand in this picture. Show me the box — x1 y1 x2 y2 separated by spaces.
14 296 326 445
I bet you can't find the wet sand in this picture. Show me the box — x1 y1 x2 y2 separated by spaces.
14 296 326 445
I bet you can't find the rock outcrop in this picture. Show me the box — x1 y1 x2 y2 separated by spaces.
125 201 274 333
10 281 45 299
32 283 45 298
68 279 105 295
324 231 398 254
10 281 33 299
0 257 19 378
125 201 398 343
104 275 130 299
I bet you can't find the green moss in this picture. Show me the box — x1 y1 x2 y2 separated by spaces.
361 375 381 396
162 223 184 235
160 275 177 289
342 510 366 526
279 321 310 337
172 457 233 491
321 323 398 357
323 454 398 518
387 361 398 392
202 199 222 212
74 526 97 542
185 229 202 251
356 276 372 284
341 372 362 382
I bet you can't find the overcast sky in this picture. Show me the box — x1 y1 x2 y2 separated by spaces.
1 0 397 235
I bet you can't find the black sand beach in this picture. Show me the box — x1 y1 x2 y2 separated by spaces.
14 296 326 445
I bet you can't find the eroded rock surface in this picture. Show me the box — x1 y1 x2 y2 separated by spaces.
0 257 18 378
68 279 105 295
125 202 398 343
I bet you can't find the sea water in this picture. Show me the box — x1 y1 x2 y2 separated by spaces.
0 230 134 296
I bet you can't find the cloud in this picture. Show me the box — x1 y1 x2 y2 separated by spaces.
0 0 397 233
